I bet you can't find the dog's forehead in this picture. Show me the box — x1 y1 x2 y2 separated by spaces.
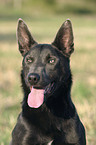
41 45 57 56
29 44 58 57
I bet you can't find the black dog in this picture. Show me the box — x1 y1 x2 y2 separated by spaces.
10 19 86 145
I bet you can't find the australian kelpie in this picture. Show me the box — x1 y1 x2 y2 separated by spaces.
10 19 86 145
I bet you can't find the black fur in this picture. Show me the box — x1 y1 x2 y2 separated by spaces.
10 19 86 145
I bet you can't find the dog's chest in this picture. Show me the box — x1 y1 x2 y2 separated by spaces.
21 111 63 145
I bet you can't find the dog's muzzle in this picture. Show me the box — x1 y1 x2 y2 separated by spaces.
28 73 40 85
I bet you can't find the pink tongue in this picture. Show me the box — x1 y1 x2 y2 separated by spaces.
27 87 45 108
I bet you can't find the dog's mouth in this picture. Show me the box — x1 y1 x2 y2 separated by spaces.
27 81 56 108
44 81 56 96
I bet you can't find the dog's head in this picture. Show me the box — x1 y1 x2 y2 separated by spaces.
17 19 74 108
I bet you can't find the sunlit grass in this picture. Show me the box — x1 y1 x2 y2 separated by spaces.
0 15 96 144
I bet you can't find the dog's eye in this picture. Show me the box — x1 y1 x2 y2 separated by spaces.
26 57 34 63
48 58 56 64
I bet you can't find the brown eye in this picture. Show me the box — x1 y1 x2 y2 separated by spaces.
48 58 55 64
26 57 34 63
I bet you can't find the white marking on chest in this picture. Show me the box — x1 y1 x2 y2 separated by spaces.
47 140 53 145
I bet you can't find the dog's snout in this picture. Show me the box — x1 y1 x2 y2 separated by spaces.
28 73 40 85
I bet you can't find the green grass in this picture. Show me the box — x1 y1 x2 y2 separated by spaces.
0 14 96 145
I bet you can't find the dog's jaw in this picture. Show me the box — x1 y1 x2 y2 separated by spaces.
27 81 58 108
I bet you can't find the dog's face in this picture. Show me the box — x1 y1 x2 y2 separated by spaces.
22 44 70 95
17 19 74 108
23 44 60 89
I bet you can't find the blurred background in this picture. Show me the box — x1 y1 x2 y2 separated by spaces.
0 0 96 144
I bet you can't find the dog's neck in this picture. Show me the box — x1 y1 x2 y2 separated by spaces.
45 75 75 119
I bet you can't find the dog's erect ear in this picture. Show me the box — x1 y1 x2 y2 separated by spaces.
17 18 37 56
52 19 74 57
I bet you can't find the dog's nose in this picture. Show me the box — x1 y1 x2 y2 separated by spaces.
28 73 40 85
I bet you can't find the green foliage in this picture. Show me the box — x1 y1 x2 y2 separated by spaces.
0 0 96 17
